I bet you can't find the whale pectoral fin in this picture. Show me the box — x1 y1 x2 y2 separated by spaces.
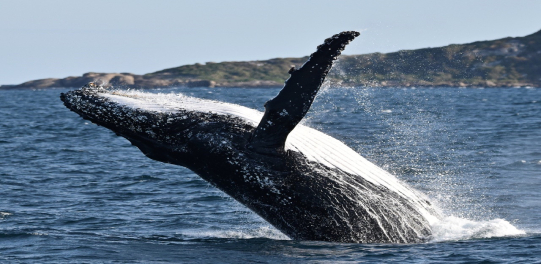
249 31 360 154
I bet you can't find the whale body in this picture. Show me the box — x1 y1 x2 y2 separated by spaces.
61 31 439 243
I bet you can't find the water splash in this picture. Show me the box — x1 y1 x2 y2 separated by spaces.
309 87 528 243
0 212 12 219
430 216 525 242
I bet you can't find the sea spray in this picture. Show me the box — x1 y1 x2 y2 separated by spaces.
430 216 525 242
306 86 529 242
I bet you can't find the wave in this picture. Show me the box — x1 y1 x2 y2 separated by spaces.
0 211 12 219
166 217 525 243
178 226 290 241
177 217 525 243
430 216 525 242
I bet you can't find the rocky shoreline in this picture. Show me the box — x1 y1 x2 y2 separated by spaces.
2 72 536 90
0 72 284 90
2 29 540 90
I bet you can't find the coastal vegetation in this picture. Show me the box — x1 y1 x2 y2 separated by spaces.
3 29 540 89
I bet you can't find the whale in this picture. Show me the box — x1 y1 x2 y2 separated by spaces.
60 31 439 243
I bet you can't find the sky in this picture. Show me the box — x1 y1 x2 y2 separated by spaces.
1 0 541 85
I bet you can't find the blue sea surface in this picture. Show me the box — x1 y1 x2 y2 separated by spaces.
1 87 540 263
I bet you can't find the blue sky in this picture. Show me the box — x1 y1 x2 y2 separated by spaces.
1 0 540 85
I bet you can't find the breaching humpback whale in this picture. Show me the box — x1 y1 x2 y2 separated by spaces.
61 31 439 243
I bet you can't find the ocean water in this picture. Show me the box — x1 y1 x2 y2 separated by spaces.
0 86 540 263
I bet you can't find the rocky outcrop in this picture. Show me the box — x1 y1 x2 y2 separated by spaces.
13 73 137 89
7 72 223 89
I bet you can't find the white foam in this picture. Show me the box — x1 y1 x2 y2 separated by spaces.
0 212 12 218
99 90 438 223
179 226 290 240
430 216 525 242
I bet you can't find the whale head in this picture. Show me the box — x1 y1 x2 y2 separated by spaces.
60 83 263 168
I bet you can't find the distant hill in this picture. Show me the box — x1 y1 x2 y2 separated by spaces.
3 29 540 89
329 29 541 88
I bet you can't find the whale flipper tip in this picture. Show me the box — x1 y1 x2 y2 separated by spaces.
250 31 360 154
